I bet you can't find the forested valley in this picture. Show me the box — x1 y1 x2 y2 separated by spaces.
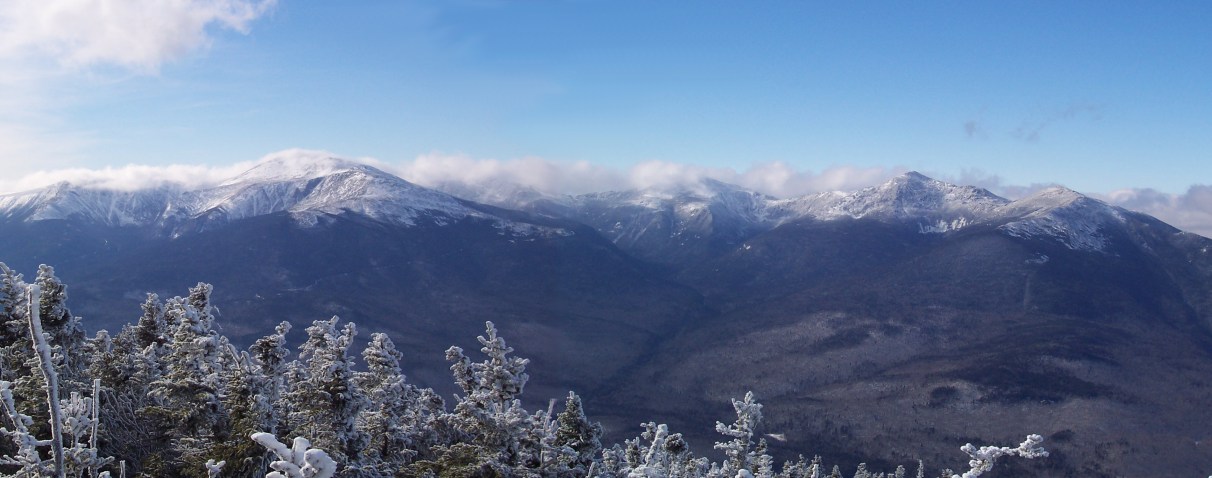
0 264 1047 477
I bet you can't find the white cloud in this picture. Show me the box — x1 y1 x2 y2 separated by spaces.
0 161 255 194
0 0 276 178
1101 186 1212 239
7 148 1208 240
393 153 628 196
0 0 276 73
939 170 1212 237
939 169 1059 200
392 153 902 198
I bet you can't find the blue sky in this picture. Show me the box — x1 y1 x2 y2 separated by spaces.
0 1 1209 212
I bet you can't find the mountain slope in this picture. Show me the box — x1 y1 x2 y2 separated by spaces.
2 161 1212 476
0 154 712 405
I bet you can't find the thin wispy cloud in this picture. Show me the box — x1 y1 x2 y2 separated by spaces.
945 169 1059 200
962 107 989 140
963 119 986 140
1012 103 1104 142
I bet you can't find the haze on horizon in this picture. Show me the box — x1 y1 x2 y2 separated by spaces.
0 1 1209 236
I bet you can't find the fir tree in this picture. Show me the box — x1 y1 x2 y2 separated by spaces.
715 392 765 477
552 391 602 474
355 332 418 473
249 321 292 438
133 293 167 350
143 293 230 477
415 322 542 476
284 317 368 475
210 350 275 477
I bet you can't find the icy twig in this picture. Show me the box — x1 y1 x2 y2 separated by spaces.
951 434 1048 478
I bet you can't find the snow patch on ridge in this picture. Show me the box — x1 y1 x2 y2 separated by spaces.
919 217 972 234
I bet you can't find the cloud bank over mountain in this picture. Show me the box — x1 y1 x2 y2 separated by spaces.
2 148 1209 239
1103 185 1212 239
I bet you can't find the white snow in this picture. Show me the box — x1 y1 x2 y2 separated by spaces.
0 165 1150 254
995 187 1125 252
920 217 972 234
0 154 568 236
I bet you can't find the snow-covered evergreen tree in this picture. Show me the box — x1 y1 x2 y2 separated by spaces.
132 294 167 351
250 432 337 478
32 267 87 389
714 392 767 477
409 321 548 476
249 322 292 438
283 317 368 475
354 332 418 474
210 348 275 477
552 391 602 474
0 264 32 415
142 289 231 477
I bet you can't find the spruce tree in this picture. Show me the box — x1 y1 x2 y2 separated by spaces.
552 391 602 474
249 321 292 437
133 293 168 350
355 332 418 473
143 294 230 477
210 350 275 477
284 317 368 474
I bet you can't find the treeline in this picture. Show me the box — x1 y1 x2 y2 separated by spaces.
0 264 1046 477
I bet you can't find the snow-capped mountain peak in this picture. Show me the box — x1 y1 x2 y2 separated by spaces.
0 154 530 233
997 187 1127 252
830 171 1008 220
0 162 1183 255
220 152 380 186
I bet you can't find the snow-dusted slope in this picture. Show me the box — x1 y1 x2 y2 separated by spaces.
0 162 1157 254
566 178 775 244
0 182 180 227
997 187 1128 252
765 171 1009 233
429 171 1159 256
170 156 477 228
0 155 538 234
826 172 1007 221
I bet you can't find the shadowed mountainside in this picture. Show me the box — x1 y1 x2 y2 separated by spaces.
2 158 1211 476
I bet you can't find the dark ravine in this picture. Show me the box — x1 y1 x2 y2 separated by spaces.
2 156 1211 476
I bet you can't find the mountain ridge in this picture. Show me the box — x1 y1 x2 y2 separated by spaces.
2 154 1199 251
3 155 1212 476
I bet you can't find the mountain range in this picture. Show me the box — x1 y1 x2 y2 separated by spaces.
2 155 1211 477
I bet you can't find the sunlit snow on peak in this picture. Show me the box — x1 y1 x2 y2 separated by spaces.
222 149 378 186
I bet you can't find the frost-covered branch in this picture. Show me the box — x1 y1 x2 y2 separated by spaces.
251 432 337 478
950 434 1048 478
205 458 226 477
60 386 112 477
28 283 68 478
0 380 54 476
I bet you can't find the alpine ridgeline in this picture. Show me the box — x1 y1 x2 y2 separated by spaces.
1 153 1210 477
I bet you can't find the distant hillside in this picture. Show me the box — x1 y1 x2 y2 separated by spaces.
2 154 1211 476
